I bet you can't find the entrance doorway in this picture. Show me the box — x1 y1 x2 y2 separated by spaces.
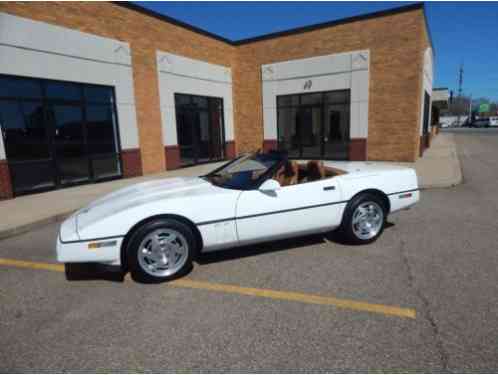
0 75 122 196
421 91 431 155
276 90 350 160
175 94 225 166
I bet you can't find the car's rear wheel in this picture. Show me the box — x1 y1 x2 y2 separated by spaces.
127 219 195 282
340 193 386 244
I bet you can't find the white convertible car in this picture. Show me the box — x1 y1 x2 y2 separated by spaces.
57 151 419 282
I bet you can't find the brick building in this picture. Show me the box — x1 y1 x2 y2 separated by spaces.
0 2 434 199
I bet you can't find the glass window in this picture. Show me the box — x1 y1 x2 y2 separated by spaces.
276 90 350 160
9 160 55 193
0 76 42 99
277 95 299 107
174 94 191 107
45 81 82 101
277 107 299 158
0 75 122 195
323 104 350 160
92 154 121 179
300 107 322 159
51 105 89 184
86 105 117 155
0 100 49 161
84 86 114 104
325 90 349 104
300 93 323 106
192 96 208 108
206 153 282 190
175 94 225 166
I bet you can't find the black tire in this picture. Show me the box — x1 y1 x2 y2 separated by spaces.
339 193 387 245
127 219 197 283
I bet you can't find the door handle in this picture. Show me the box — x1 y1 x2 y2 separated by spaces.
323 186 335 191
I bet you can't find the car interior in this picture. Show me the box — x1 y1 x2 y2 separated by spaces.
273 160 346 187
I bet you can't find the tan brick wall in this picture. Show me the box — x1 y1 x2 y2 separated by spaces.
233 9 427 162
0 1 236 174
0 2 429 167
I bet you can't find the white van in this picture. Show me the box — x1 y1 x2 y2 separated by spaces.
489 117 498 127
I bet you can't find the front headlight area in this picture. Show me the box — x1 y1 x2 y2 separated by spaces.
56 215 123 265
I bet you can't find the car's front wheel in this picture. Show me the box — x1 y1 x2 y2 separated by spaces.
127 219 196 282
340 193 386 244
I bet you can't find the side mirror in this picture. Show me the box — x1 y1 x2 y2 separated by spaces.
259 179 281 192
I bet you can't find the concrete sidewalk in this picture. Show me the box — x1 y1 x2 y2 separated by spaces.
411 132 462 189
0 162 224 240
0 133 461 240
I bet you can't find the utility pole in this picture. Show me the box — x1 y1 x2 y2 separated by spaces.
457 63 464 126
468 94 472 125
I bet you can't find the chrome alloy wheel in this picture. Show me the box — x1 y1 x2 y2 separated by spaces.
137 228 189 277
351 201 384 240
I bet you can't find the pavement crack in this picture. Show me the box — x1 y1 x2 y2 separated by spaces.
399 240 449 371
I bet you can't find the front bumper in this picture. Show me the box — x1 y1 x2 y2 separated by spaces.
56 232 123 265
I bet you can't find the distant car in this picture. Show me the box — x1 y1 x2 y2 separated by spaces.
471 118 490 128
57 151 420 282
489 117 498 127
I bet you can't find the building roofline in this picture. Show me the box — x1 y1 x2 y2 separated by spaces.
114 2 234 44
233 3 425 45
115 2 433 52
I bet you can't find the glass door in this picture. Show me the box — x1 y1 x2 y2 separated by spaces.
175 94 225 166
299 106 322 159
49 104 90 186
277 90 350 160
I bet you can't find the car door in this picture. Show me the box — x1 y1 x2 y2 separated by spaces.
235 178 345 245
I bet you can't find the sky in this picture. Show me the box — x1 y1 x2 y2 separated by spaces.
136 1 498 101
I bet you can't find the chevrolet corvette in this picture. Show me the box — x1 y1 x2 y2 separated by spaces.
57 151 419 282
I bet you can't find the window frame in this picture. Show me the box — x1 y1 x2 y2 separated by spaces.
174 93 226 167
276 89 351 160
0 74 123 196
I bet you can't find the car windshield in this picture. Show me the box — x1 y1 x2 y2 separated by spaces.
204 152 283 190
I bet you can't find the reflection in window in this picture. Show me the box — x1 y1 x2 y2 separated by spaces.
92 154 121 179
276 90 350 160
175 94 225 166
46 81 82 101
0 100 49 161
0 76 42 99
0 75 123 195
86 105 117 155
84 86 114 104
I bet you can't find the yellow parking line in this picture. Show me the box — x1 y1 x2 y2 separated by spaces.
0 257 416 319
170 279 416 319
0 257 65 273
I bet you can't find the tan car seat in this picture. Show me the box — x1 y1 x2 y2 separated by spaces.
306 160 325 182
275 161 299 186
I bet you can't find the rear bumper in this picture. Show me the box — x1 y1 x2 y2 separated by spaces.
56 234 123 265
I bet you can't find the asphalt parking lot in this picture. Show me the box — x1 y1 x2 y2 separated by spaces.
1 130 497 372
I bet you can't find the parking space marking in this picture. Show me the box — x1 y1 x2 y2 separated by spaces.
0 257 416 319
171 279 416 319
0 257 65 272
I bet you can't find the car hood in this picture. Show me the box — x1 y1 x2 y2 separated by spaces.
76 177 213 235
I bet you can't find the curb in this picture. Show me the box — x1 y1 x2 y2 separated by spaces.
0 211 74 241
